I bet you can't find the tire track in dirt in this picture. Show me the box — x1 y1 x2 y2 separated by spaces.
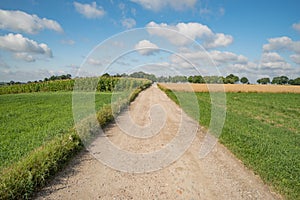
35 85 281 200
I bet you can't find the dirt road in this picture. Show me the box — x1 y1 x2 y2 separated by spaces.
35 85 281 199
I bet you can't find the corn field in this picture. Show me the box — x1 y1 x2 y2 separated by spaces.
0 77 152 95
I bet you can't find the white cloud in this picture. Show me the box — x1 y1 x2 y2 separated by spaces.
204 33 233 48
0 33 52 61
0 9 63 34
290 54 300 64
74 2 105 19
87 58 102 65
293 22 300 32
263 36 300 65
131 0 196 11
263 36 300 54
170 49 248 74
261 52 284 62
209 50 248 64
260 52 291 69
146 21 233 48
121 18 136 29
14 53 35 62
134 40 159 55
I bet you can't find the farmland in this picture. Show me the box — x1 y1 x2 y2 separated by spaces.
0 92 112 170
159 84 300 200
160 83 300 93
0 77 152 199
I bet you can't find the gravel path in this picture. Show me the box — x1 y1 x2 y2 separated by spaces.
35 85 281 200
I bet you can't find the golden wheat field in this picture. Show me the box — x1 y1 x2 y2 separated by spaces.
159 83 300 93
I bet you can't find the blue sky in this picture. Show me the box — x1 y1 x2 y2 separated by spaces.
0 0 300 83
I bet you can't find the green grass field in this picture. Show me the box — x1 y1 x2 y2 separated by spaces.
164 90 300 200
0 92 112 170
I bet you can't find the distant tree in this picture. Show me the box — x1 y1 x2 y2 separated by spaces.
129 71 157 82
240 77 249 84
224 74 239 84
49 75 56 81
204 76 224 83
169 75 187 83
157 76 169 82
101 73 110 77
188 75 205 83
257 77 270 84
289 77 300 85
66 74 72 79
271 76 289 85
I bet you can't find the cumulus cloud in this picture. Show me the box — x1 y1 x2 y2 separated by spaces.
134 40 160 55
263 36 300 54
131 0 196 11
171 49 247 68
146 21 233 48
74 2 105 19
0 9 63 34
204 33 233 49
263 36 300 66
14 53 35 62
121 18 136 29
293 22 300 32
0 33 52 62
260 52 291 69
290 54 300 64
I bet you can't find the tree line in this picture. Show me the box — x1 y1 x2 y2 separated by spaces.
0 74 72 86
257 76 300 85
1 72 300 86
125 72 300 85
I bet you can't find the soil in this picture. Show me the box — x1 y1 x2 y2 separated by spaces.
35 85 281 200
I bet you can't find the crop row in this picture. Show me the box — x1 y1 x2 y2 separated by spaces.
0 77 151 94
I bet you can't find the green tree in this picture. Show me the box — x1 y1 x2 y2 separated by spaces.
240 77 249 84
257 77 270 84
271 76 289 85
289 77 300 85
188 75 205 83
224 74 239 84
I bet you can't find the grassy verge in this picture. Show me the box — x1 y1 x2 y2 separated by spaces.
158 84 300 200
0 82 151 199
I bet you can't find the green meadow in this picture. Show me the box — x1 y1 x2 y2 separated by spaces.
162 88 300 200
